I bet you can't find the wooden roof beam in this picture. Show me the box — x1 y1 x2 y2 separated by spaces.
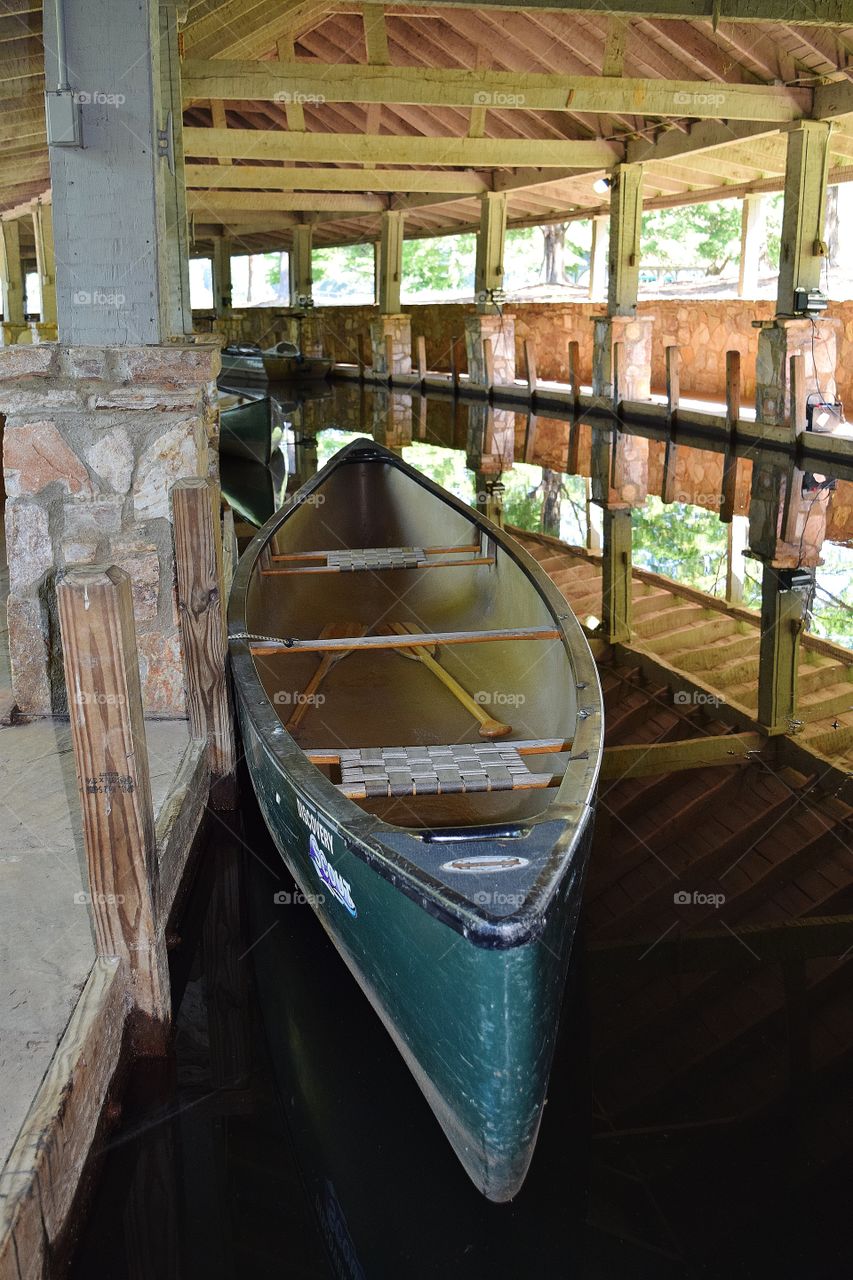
183 61 813 123
345 2 853 24
183 127 623 167
187 190 388 213
184 163 490 194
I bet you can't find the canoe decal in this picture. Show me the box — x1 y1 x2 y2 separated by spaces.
440 855 530 873
309 835 358 917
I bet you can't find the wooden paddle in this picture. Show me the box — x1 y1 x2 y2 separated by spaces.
387 621 512 739
285 622 368 734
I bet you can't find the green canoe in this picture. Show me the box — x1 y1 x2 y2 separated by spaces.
227 438 602 1201
219 393 283 465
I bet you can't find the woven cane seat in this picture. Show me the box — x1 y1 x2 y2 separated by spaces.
326 546 427 571
336 743 551 798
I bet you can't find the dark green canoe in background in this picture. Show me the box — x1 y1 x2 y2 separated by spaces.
219 393 284 465
228 438 602 1201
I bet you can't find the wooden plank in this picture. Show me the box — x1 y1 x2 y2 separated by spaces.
184 164 489 195
56 566 170 1045
155 739 208 927
263 555 495 575
183 127 622 169
601 731 764 780
719 349 741 523
416 334 427 381
184 61 812 122
171 478 236 808
482 335 495 392
248 625 561 655
602 507 632 644
0 959 125 1276
524 339 538 397
661 343 681 504
186 190 387 214
363 0 847 20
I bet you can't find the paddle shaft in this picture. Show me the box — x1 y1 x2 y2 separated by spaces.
389 622 512 739
285 623 366 733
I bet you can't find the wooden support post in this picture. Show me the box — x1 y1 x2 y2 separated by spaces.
0 218 25 325
586 480 602 552
416 392 427 438
601 507 632 643
725 514 749 605
720 350 741 524
789 351 807 439
416 333 427 384
777 121 832 317
212 235 233 317
289 224 313 307
358 331 372 379
568 340 581 415
588 214 607 303
377 209 405 314
757 564 811 735
57 566 170 1048
450 336 461 392
524 339 538 400
32 201 56 326
566 340 582 473
737 194 762 298
661 344 681 504
171 478 237 808
482 335 495 397
475 191 507 314
221 503 238 598
384 331 395 383
611 339 623 406
607 164 644 317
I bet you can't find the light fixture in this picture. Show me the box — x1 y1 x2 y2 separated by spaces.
592 177 612 196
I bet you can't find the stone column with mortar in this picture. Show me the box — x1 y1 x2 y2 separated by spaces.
464 314 516 385
371 211 411 374
0 342 220 716
370 313 412 376
592 164 653 403
466 193 515 385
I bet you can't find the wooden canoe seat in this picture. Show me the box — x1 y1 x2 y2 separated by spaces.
328 546 428 571
262 544 492 575
306 740 572 800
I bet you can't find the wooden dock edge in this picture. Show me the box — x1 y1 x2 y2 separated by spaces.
0 959 125 1280
156 736 209 925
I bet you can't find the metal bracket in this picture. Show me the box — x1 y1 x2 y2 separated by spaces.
157 110 175 175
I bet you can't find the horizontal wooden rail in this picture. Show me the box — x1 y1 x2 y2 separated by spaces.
271 544 481 561
306 737 574 764
248 625 561 656
601 731 764 780
262 556 495 576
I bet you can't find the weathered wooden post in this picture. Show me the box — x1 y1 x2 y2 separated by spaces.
720 349 741 524
450 336 461 392
524 339 538 402
661 344 681 504
358 331 371 380
482 336 495 399
416 334 427 387
171 478 237 808
566 340 582 474
57 566 170 1050
757 566 811 735
568 340 581 416
384 332 395 385
221 502 238 598
601 508 633 644
789 351 807 440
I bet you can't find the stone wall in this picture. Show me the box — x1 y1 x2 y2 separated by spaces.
0 343 220 716
212 299 853 408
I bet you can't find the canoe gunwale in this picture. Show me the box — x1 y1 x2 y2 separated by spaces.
228 438 603 949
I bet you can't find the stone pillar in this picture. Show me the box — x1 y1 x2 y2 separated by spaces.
372 389 412 453
370 313 412 375
0 220 26 338
592 315 654 401
289 225 313 308
377 211 405 315
464 313 516 384
754 316 840 427
0 343 220 716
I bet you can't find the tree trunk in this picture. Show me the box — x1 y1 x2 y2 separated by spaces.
541 469 563 537
246 254 254 304
542 224 568 286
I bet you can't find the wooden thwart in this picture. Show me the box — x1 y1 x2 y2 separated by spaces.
249 625 561 656
263 543 493 574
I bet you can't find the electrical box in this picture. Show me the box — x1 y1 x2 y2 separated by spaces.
792 287 828 316
806 399 844 434
45 89 82 147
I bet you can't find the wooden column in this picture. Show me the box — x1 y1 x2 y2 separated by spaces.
212 235 233 317
475 191 507 313
0 218 25 325
726 515 749 605
289 224 313 307
586 482 603 552
601 507 632 643
377 209 405 314
737 194 763 299
588 214 608 303
57 566 170 1047
661 344 680 504
46 0 191 343
171 478 237 808
32 201 56 325
757 566 812 735
607 164 644 317
777 121 832 317
720 349 741 523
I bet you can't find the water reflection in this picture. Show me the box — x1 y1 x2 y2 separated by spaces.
223 381 851 647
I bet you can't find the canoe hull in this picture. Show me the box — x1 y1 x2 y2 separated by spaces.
263 354 331 382
239 702 592 1201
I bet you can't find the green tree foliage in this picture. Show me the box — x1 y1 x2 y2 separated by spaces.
641 200 742 276
632 498 728 594
312 243 375 301
401 234 476 296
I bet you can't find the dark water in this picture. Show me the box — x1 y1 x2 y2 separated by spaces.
69 380 853 1278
